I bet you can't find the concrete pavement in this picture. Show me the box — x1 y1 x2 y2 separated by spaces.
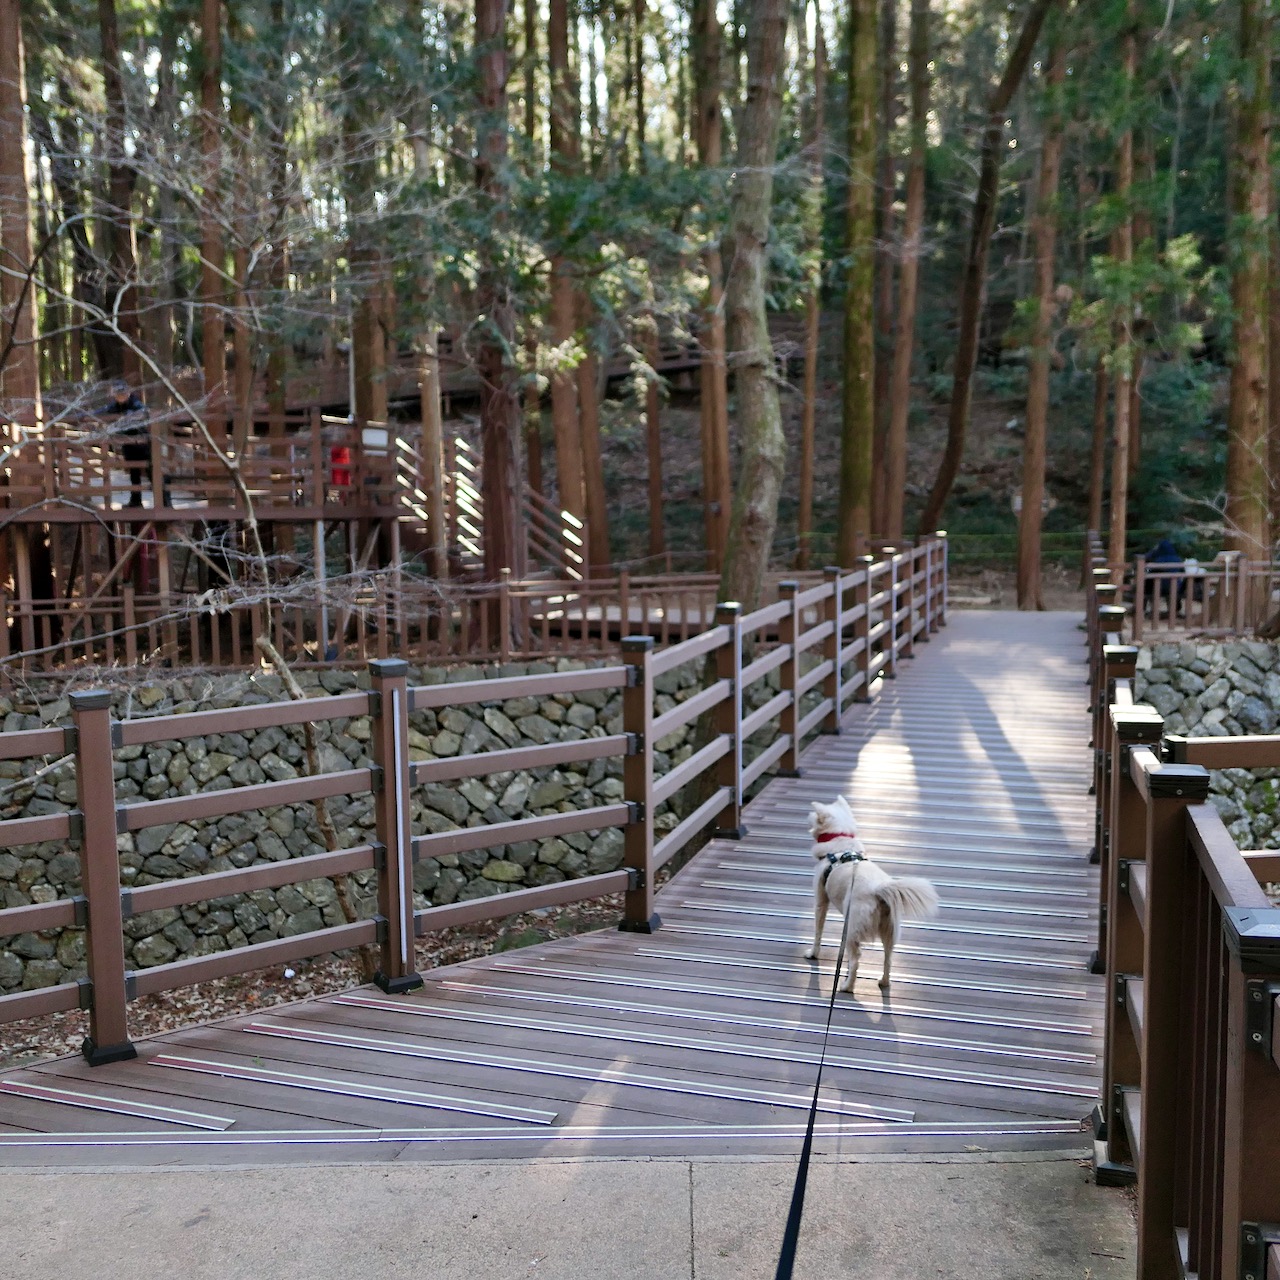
0 1151 1134 1279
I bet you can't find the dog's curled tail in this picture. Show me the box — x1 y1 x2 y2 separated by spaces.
875 876 940 922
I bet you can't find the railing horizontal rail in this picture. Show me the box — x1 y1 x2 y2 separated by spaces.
117 692 373 746
0 896 80 935
125 844 378 915
653 786 734 871
0 812 75 846
649 624 731 678
130 920 379 999
118 767 375 832
651 679 731 742
412 803 631 860
652 735 731 807
0 981 82 1023
741 690 791 740
1187 804 1272 910
410 735 631 786
409 666 628 710
413 869 631 934
740 644 789 688
0 727 70 760
741 735 791 792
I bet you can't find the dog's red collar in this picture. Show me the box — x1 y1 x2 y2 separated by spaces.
815 831 858 843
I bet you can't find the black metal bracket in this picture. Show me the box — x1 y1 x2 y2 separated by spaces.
110 722 123 750
123 972 137 1001
76 976 94 1010
114 806 129 835
1239 1222 1280 1280
118 887 134 920
1115 972 1130 1008
67 812 83 841
626 800 645 824
367 690 382 718
1117 860 1131 896
71 895 88 927
62 725 79 753
624 732 640 756
369 763 386 794
626 866 645 891
1245 980 1280 1058
373 970 424 995
370 841 388 875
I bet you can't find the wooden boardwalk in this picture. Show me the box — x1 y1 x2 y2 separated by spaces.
0 611 1102 1167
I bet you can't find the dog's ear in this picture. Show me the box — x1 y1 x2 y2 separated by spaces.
837 795 857 827
809 800 833 831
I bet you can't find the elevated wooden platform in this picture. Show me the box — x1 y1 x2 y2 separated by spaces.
0 612 1101 1166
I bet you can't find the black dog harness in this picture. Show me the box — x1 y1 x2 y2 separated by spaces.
821 849 864 884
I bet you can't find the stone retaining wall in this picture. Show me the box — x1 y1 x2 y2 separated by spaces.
1 654 800 994
1135 639 1280 849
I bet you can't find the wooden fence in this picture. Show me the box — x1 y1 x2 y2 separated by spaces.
1088 546 1280 1280
0 541 946 1061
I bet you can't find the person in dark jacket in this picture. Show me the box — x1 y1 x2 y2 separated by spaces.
104 381 150 507
1143 537 1185 618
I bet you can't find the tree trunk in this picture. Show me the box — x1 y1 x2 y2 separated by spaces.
577 339 611 572
719 0 791 611
882 0 928 542
644 322 665 559
419 329 448 579
692 0 732 570
1087 358 1108 533
199 0 226 405
871 0 898 536
548 0 585 522
522 0 542 494
1269 186 1280 536
1016 40 1066 611
1127 130 1155 480
265 0 290 425
1107 16 1136 569
796 0 827 570
916 0 1056 535
475 0 525 579
837 0 878 564
0 0 41 418
1224 0 1271 561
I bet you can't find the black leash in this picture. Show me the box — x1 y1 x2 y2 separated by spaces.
773 892 854 1280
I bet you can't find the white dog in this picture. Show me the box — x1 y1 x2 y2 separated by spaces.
805 795 939 992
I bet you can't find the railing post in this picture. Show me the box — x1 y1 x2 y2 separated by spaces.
1096 710 1163 1178
498 567 512 662
778 580 802 775
1220 908 1280 1280
1092 601 1126 722
902 546 918 657
368 659 423 993
620 635 660 933
936 529 948 626
70 690 135 1066
822 566 844 728
884 550 899 679
1134 756 1211 1279
1133 554 1147 641
854 555 876 702
712 601 747 838
1092 643 1139 849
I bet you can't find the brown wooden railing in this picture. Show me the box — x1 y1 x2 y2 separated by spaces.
1088 555 1280 1280
1 559 931 675
0 538 946 1060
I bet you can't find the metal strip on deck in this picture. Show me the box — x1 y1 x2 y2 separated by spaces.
0 612 1104 1166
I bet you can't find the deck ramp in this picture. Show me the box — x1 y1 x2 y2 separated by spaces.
0 611 1101 1166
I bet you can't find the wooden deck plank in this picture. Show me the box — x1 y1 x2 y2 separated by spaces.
0 611 1105 1164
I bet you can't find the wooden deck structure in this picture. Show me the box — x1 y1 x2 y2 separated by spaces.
0 609 1104 1167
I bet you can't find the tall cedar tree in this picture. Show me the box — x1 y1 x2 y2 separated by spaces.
1223 0 1271 560
1016 38 1067 610
719 0 791 609
693 0 732 569
1107 8 1135 568
917 0 1056 536
199 0 226 401
837 0 877 562
548 0 586 523
882 0 928 541
475 0 525 579
0 0 40 414
795 0 826 569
